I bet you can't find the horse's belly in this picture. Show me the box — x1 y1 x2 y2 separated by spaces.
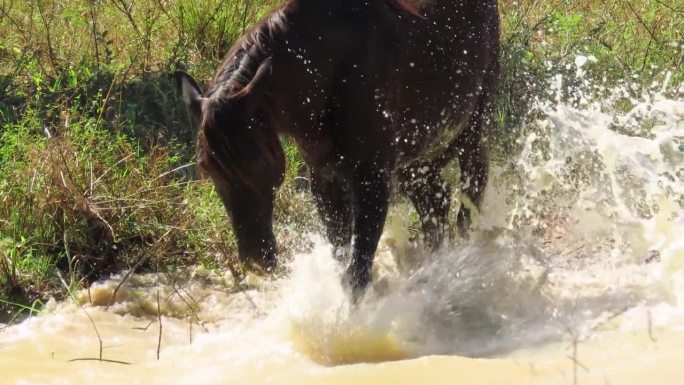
391 86 480 166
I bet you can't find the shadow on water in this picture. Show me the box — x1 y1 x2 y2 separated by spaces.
0 288 36 326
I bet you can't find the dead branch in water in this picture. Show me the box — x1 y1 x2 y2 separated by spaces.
156 259 163 360
68 358 131 365
647 310 658 342
106 229 173 310
57 270 104 363
166 272 209 340
131 289 178 331
565 329 588 385
561 296 588 385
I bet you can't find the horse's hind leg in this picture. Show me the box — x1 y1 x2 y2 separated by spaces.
455 101 490 237
310 167 352 259
398 164 451 250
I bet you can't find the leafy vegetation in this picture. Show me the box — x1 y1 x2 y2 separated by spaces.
1 0 682 321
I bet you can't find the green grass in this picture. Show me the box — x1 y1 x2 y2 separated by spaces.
0 0 682 321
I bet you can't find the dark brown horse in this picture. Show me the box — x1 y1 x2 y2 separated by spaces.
175 0 499 296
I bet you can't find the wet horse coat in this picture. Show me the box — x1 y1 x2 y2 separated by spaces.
176 0 500 295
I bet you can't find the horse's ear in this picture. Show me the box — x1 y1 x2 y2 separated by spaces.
174 71 204 118
239 57 273 114
389 0 426 18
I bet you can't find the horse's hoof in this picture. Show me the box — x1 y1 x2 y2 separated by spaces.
332 245 351 263
245 256 278 276
343 264 371 304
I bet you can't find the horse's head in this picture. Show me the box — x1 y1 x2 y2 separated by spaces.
175 59 285 272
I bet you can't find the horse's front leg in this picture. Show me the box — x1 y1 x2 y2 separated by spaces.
310 167 352 260
344 168 390 299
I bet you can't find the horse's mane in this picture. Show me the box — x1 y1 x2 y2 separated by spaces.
204 0 425 101
204 10 287 101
